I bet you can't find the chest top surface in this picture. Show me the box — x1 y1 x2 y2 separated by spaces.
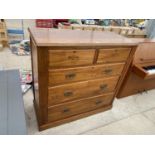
29 28 139 47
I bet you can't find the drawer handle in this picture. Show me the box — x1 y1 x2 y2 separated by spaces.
65 73 76 79
100 84 107 91
104 69 112 74
68 55 79 60
95 100 103 105
64 90 73 97
63 108 70 113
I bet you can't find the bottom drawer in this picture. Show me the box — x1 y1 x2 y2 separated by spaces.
48 93 114 122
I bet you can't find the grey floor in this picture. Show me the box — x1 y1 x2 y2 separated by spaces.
1 47 155 135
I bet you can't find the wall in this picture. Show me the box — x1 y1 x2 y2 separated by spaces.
5 19 35 39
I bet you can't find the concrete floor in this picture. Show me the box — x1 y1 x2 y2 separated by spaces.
1 47 155 135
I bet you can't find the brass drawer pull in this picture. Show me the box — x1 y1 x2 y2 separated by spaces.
65 73 76 79
68 55 79 60
64 90 73 97
100 84 107 91
63 108 70 113
104 69 112 74
95 100 103 105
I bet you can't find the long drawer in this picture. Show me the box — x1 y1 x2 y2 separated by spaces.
49 49 95 68
48 63 125 86
97 48 131 64
48 76 119 106
48 93 114 122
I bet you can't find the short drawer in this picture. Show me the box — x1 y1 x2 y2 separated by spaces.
48 76 119 106
49 49 95 68
97 48 131 64
48 93 114 122
48 63 125 86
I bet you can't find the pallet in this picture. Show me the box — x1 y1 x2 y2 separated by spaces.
0 20 8 46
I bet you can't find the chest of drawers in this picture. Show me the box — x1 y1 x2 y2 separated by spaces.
29 28 138 131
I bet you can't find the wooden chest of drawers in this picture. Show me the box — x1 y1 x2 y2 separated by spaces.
29 28 138 131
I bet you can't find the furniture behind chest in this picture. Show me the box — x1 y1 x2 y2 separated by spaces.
29 28 138 131
117 39 155 98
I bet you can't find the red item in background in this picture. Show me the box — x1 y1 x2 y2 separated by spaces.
53 19 69 28
63 22 71 26
36 19 53 28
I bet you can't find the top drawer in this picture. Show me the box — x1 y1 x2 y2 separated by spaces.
97 48 131 64
49 49 95 68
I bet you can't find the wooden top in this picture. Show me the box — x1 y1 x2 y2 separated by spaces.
29 28 139 47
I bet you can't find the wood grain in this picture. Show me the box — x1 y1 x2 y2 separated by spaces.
48 76 119 106
117 41 155 98
117 70 155 98
132 65 147 79
30 37 41 124
97 48 131 64
49 49 95 68
40 105 112 131
37 46 49 124
48 63 124 86
28 28 138 47
134 42 155 64
48 93 114 122
29 28 138 130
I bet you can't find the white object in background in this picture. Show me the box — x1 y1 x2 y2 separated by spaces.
21 84 31 94
0 65 4 70
20 39 29 45
147 69 155 74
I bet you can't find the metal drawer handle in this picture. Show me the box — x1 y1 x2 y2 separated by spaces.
100 84 107 91
68 55 79 60
63 108 70 113
65 73 76 79
104 69 112 74
95 100 103 105
64 90 73 97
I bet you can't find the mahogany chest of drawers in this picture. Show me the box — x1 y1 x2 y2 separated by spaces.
29 28 138 131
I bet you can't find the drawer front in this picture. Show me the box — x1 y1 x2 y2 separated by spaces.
97 48 131 64
48 76 119 106
48 93 114 122
49 49 95 68
48 63 124 86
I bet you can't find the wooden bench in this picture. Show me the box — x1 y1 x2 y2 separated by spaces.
0 70 27 135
